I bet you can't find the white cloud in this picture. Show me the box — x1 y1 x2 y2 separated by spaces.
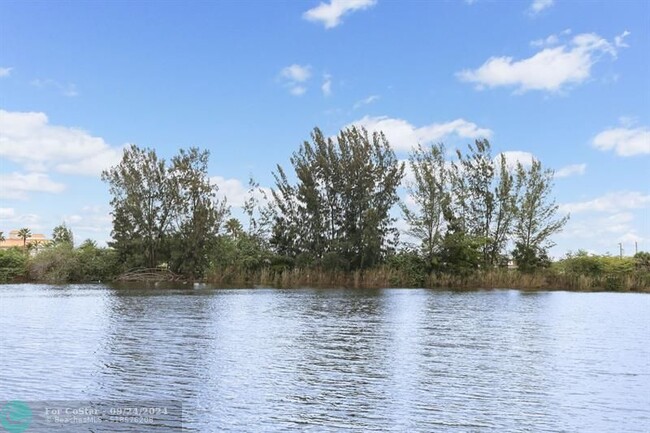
63 206 112 234
0 172 66 200
0 209 41 228
496 151 535 169
0 208 15 219
210 176 271 208
0 67 13 78
614 30 631 48
280 64 311 96
457 31 628 93
0 109 125 176
349 116 492 152
353 95 380 109
303 0 376 29
592 126 650 156
559 212 645 251
322 74 332 96
555 163 586 178
528 0 554 16
560 191 650 214
281 64 311 83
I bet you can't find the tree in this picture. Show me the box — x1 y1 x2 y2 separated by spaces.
102 144 176 268
512 159 568 271
271 126 404 270
17 228 31 247
450 140 517 267
0 231 5 242
102 144 227 276
52 223 74 246
168 147 228 278
401 143 449 269
224 218 244 239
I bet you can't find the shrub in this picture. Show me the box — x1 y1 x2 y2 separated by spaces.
0 248 28 282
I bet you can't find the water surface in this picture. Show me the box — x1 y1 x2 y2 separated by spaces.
1 285 648 432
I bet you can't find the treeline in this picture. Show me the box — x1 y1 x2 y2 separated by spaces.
1 126 648 290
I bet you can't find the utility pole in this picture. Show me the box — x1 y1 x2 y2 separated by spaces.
618 242 623 259
635 241 638 255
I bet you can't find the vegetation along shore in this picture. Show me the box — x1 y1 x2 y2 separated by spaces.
1 127 648 291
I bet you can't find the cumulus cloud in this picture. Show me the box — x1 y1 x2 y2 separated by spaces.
592 126 650 156
555 163 586 178
457 31 629 93
528 0 554 16
559 191 650 214
303 0 376 29
0 172 66 200
0 67 13 77
348 116 492 152
0 109 125 176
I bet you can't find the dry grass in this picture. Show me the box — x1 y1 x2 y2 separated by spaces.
205 266 649 292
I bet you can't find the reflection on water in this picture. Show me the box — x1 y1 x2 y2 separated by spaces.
1 285 648 432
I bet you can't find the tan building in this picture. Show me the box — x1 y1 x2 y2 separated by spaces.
0 230 49 249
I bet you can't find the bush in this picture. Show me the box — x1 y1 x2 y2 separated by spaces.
28 241 119 283
0 248 28 282
28 244 78 282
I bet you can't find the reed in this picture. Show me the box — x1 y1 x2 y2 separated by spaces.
204 266 649 292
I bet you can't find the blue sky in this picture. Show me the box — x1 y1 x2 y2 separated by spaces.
0 0 648 257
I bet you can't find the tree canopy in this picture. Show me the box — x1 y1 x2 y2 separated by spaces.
102 144 227 277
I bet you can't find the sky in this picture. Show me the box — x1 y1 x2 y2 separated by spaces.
0 0 648 258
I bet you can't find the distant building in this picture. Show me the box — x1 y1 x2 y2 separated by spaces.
0 230 49 250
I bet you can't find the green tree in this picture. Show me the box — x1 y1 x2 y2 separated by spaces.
52 223 74 246
102 144 176 268
512 159 568 271
401 143 449 269
224 218 244 239
271 126 404 270
453 140 516 267
17 228 31 248
102 144 227 276
168 147 228 278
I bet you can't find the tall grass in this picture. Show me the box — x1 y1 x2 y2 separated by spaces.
205 266 649 292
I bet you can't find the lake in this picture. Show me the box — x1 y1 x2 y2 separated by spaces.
0 284 648 432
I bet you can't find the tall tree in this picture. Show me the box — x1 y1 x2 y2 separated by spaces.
512 159 569 271
168 147 227 277
17 228 31 247
401 143 449 268
271 126 404 270
452 140 518 267
102 144 227 275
